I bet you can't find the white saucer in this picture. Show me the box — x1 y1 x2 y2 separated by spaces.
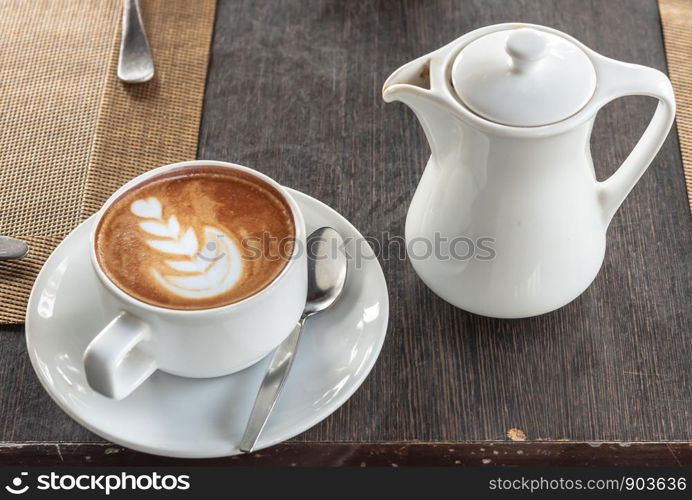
25 188 389 458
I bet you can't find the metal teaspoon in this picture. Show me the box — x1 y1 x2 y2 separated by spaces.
117 0 155 83
239 226 348 453
0 236 28 260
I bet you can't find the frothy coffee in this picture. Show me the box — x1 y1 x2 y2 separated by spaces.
95 166 295 310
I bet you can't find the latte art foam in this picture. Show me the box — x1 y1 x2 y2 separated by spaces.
95 167 295 310
131 197 243 299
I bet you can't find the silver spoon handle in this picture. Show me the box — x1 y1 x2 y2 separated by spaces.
0 236 28 260
239 318 306 453
117 0 154 83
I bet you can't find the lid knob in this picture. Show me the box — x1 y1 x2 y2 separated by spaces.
505 28 548 73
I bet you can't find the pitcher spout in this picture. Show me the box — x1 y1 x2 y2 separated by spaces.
383 55 462 163
382 53 432 100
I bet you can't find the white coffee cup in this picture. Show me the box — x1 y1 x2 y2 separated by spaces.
83 161 307 399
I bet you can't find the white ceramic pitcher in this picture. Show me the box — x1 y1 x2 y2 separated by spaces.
383 23 675 318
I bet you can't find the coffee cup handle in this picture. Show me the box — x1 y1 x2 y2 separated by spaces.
83 312 157 400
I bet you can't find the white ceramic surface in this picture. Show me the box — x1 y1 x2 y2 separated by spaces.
452 27 597 126
26 188 389 458
383 22 675 318
84 161 308 400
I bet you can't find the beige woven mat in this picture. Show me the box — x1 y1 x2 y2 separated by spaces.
0 0 216 323
659 0 692 213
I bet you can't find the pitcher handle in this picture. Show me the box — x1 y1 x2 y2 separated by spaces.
591 56 676 225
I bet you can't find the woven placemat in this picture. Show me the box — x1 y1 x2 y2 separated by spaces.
659 0 692 213
0 0 216 323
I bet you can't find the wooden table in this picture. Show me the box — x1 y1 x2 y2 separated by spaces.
1 0 690 466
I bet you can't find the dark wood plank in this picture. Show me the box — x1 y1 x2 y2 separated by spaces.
0 442 689 467
0 0 689 451
197 0 691 442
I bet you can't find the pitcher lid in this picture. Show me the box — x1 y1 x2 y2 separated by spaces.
451 27 596 127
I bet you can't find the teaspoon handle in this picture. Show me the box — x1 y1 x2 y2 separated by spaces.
0 236 29 260
239 318 306 453
117 0 154 83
